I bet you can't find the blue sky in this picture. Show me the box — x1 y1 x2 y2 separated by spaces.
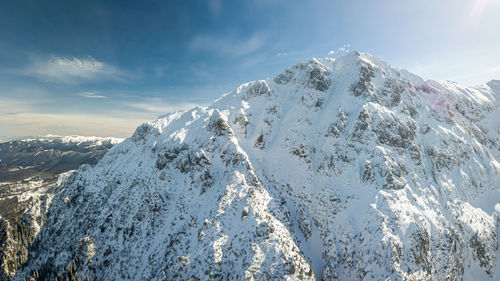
1 0 499 138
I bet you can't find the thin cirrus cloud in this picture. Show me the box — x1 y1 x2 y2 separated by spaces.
79 92 107 99
21 56 126 84
189 33 267 57
121 99 202 116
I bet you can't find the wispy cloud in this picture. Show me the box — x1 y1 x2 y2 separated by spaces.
189 33 267 57
21 56 126 84
79 91 107 99
121 98 201 117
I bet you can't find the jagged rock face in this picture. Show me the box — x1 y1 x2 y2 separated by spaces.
10 53 500 281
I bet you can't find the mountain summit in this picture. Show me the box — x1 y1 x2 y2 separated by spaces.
9 52 500 280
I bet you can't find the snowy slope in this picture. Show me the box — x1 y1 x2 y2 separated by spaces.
11 52 500 281
0 136 122 278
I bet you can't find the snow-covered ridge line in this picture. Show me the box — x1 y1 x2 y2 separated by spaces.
9 51 500 281
0 134 124 145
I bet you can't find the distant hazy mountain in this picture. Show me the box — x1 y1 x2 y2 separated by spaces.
6 52 500 281
0 135 122 278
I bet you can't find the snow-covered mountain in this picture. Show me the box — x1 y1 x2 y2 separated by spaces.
0 135 122 279
9 52 500 280
0 135 122 182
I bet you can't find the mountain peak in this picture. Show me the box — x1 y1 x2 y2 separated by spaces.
272 51 428 100
273 56 334 92
8 53 500 281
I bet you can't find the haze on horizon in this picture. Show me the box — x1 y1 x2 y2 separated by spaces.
1 0 499 138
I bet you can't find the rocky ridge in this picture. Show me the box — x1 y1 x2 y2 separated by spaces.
8 52 500 280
